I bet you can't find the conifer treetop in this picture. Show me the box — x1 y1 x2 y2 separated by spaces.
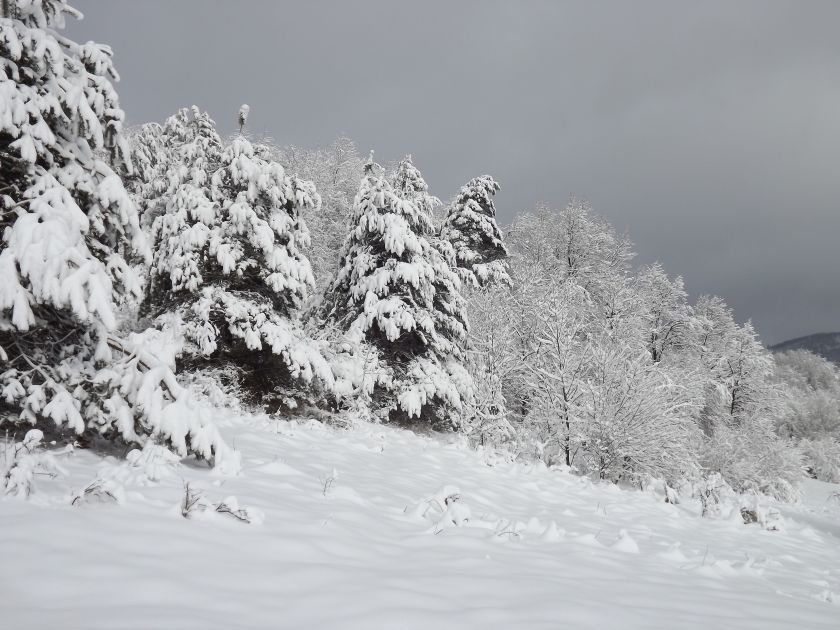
441 174 509 288
391 154 440 220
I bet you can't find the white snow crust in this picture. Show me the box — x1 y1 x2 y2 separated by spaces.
2 412 838 629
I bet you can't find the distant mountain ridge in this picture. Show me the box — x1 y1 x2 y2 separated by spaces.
770 332 840 363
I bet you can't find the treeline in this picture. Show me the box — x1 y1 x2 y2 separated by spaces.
273 135 840 496
2 1 838 501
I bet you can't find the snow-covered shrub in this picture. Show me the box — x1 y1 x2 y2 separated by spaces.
405 485 471 530
435 494 471 530
180 482 262 524
462 361 517 449
312 323 389 421
738 497 783 531
322 157 472 426
180 482 207 518
97 338 234 462
215 496 264 524
772 350 840 482
798 437 840 483
1 429 63 498
71 478 125 506
126 440 181 482
577 339 700 484
694 472 734 518
701 421 803 502
178 364 245 410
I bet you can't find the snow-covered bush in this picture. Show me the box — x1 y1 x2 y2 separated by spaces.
71 478 125 506
406 485 472 531
1 429 63 497
577 339 700 484
771 349 840 481
701 421 803 502
694 472 734 518
797 437 840 483
180 482 263 524
126 440 182 482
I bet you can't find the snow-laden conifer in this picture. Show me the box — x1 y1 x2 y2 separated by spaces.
391 154 441 219
145 110 333 409
0 1 231 463
128 106 223 233
324 156 472 425
440 175 509 288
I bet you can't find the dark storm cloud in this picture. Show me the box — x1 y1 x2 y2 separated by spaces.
67 0 840 344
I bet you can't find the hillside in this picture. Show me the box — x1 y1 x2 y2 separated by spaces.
2 408 839 630
770 333 840 363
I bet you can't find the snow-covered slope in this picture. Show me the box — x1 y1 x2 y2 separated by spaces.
771 332 840 364
2 411 839 630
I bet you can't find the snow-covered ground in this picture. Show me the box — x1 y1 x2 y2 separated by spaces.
2 410 839 630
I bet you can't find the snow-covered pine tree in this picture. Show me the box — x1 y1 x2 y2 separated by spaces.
124 122 167 229
0 1 229 463
145 109 333 410
127 106 224 232
391 154 441 219
323 156 472 426
142 107 222 305
440 175 510 288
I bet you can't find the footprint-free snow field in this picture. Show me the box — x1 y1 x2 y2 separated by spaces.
2 411 839 630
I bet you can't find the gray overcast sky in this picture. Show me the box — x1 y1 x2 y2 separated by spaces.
67 0 839 345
